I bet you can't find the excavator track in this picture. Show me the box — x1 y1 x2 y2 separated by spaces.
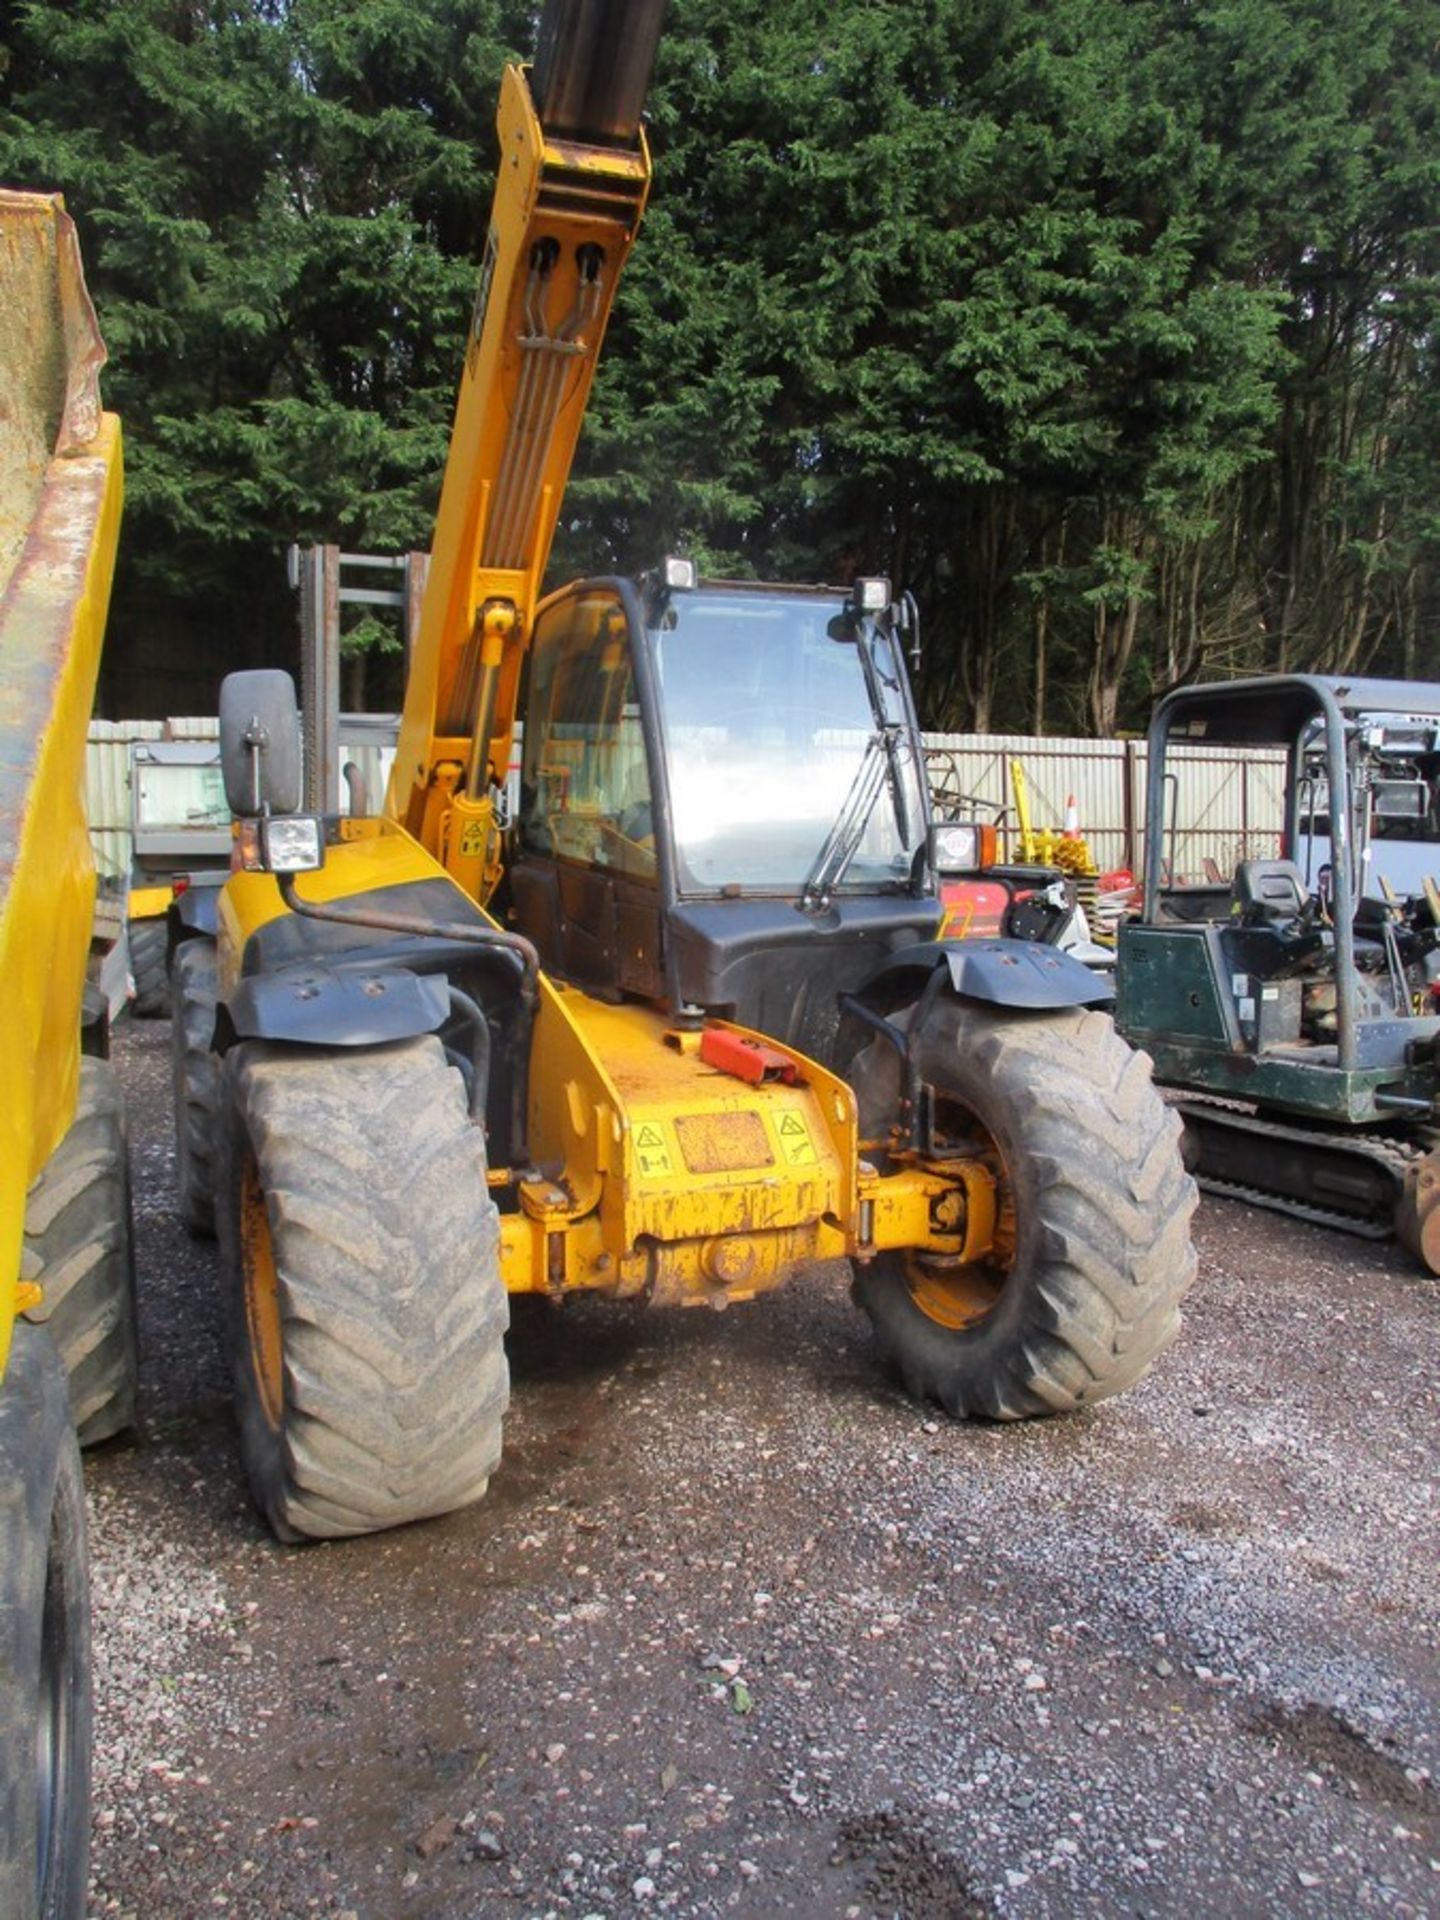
1172 1093 1429 1243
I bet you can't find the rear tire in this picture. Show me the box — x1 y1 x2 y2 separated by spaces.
216 1036 509 1541
0 1324 92 1920
22 1057 138 1447
851 1001 1196 1418
128 918 170 1019
171 939 219 1237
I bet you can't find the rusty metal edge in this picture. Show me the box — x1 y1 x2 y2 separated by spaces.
0 187 109 456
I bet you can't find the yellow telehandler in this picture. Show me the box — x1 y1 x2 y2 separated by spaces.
0 189 132 1919
173 0 1196 1544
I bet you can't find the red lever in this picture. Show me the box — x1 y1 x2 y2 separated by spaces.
699 1028 799 1085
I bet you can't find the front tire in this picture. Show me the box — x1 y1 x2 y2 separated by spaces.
216 1036 510 1541
0 1325 92 1920
852 1001 1196 1418
171 939 219 1237
22 1057 138 1447
127 918 170 1018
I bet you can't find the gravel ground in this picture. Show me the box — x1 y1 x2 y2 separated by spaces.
86 1018 1438 1919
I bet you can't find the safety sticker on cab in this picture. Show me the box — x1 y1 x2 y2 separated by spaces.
775 1110 818 1167
634 1121 675 1177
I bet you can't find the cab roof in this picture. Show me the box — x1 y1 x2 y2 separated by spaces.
1152 674 1440 749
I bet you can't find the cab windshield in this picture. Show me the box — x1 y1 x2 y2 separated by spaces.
648 588 926 894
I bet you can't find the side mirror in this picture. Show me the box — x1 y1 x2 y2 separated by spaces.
219 670 303 818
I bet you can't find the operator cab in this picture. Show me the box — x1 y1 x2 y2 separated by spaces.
505 564 940 1053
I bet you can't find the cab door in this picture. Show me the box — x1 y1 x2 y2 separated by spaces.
508 583 666 998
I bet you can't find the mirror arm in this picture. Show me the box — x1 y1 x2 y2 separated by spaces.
243 716 271 817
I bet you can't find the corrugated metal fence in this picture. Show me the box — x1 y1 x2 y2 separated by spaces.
87 720 1288 887
925 732 1288 881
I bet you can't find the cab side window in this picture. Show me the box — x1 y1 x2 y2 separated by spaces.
519 593 655 879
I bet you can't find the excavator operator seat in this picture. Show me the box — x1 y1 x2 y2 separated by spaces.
1233 858 1309 925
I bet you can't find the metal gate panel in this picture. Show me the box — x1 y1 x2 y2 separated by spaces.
923 732 1286 881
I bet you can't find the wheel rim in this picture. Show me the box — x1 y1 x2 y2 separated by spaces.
35 1509 71 1906
239 1155 284 1427
904 1254 1005 1329
904 1096 1017 1332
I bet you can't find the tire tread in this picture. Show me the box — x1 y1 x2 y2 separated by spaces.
171 939 219 1236
219 1037 509 1540
129 917 170 1018
22 1057 138 1448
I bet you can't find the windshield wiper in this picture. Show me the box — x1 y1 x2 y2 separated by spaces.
801 724 905 908
857 619 918 849
801 611 917 908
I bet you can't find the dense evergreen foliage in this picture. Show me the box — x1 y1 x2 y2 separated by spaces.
2 0 1436 728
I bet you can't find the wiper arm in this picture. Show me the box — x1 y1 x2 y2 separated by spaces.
802 608 919 908
802 725 901 908
855 618 916 851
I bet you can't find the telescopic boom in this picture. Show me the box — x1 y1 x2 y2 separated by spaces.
388 0 666 902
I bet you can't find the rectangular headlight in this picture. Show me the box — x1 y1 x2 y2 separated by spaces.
854 576 891 613
930 821 996 874
663 555 696 591
260 815 324 873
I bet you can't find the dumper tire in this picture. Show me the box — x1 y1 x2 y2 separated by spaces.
171 938 220 1238
851 1001 1196 1419
0 1323 92 1920
22 1057 138 1447
217 1036 509 1542
128 917 170 1019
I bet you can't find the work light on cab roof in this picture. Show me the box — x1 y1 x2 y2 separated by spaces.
852 576 891 615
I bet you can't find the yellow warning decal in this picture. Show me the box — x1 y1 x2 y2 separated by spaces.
775 1110 818 1166
459 819 487 857
634 1120 675 1177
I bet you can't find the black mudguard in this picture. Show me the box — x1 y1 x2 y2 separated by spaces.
865 937 1114 1012
167 876 223 953
216 963 451 1051
839 938 1114 1156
